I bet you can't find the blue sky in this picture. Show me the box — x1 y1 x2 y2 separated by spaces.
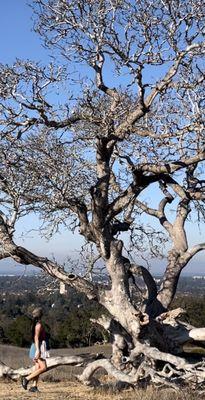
0 0 48 63
0 0 84 274
0 1 204 275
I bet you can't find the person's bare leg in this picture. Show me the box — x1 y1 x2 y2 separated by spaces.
21 360 44 391
30 361 40 389
32 376 39 387
26 359 47 382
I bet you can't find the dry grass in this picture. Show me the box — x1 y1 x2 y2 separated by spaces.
0 343 111 382
0 344 205 400
0 380 204 400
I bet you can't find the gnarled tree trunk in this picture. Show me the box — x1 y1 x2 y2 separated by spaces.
0 0 205 392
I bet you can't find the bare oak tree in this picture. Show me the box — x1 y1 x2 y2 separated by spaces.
0 0 205 389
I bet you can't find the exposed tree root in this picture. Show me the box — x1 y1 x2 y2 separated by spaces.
1 348 205 391
0 354 97 380
77 343 205 390
77 358 140 386
89 310 205 389
2 308 205 391
129 343 191 369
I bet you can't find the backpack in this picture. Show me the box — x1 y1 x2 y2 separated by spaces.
45 331 51 351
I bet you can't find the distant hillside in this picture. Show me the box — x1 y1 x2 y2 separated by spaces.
1 274 205 295
1 274 205 349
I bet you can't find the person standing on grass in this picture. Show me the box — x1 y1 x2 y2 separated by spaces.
21 307 49 393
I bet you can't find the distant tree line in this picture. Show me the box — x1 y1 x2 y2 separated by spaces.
1 285 205 349
172 296 205 329
0 287 108 348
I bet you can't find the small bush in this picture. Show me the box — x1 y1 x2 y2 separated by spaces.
4 315 31 347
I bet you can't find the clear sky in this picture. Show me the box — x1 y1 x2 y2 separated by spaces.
0 0 48 63
0 0 85 274
0 0 204 275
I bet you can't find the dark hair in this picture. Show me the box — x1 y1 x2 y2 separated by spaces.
31 317 40 341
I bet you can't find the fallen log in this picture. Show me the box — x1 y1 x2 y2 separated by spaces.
0 354 102 380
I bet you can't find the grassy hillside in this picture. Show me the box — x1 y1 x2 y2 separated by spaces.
0 344 203 400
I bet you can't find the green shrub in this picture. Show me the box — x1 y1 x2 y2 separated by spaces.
172 295 205 327
5 315 31 347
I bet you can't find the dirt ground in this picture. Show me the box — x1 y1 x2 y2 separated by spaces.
0 344 204 400
0 380 85 400
1 379 204 400
0 344 135 400
0 380 135 400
